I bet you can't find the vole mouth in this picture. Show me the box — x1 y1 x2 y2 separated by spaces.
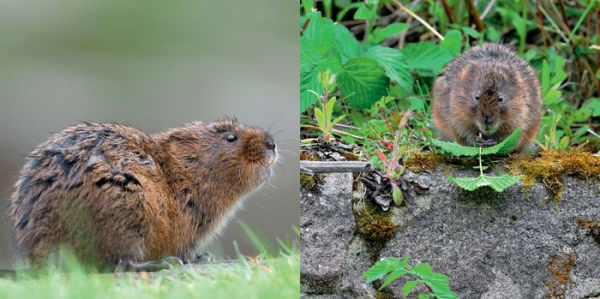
476 121 500 136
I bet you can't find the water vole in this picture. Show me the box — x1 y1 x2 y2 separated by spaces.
432 43 542 152
9 119 277 270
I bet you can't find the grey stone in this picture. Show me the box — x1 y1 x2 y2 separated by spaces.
380 170 600 299
300 166 600 298
300 172 356 294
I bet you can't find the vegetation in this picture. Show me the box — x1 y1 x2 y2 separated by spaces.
300 0 600 198
363 254 456 299
0 226 300 299
432 128 523 192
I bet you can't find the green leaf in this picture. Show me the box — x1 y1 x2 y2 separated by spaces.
486 27 500 42
362 257 400 283
559 136 570 149
326 97 336 124
449 174 523 192
370 23 409 44
338 57 388 108
585 98 600 117
402 280 421 298
363 45 413 91
432 128 522 156
354 3 377 20
314 107 325 128
462 26 479 38
334 24 362 63
541 60 550 95
440 30 462 56
392 185 403 206
402 42 453 76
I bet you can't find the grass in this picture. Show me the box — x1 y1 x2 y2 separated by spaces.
0 252 299 299
0 225 300 299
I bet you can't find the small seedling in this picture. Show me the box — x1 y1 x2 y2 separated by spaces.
363 254 457 299
310 71 345 142
432 128 523 192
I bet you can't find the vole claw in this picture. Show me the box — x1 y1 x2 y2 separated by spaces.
474 136 498 147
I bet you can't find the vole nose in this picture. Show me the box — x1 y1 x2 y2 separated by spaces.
265 139 276 151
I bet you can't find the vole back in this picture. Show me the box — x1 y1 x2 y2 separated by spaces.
10 120 276 269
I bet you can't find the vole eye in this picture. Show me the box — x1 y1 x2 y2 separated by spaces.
475 94 480 101
498 96 504 102
225 133 237 142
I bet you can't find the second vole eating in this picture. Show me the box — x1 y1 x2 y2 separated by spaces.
10 119 277 271
432 43 542 152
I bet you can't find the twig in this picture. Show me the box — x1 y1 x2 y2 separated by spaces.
465 0 485 32
535 0 549 49
591 45 600 51
480 0 496 20
440 0 456 23
538 4 569 43
392 0 444 40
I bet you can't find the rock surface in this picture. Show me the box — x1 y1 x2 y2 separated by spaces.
300 167 600 298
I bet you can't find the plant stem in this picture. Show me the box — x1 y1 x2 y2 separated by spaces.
479 146 484 176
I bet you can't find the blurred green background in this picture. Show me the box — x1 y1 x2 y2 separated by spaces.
0 0 298 268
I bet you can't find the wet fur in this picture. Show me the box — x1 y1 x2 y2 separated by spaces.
9 119 276 267
432 43 542 152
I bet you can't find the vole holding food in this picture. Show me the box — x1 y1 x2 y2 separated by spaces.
432 43 542 152
9 119 277 270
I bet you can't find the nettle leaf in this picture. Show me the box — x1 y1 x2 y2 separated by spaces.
338 57 388 108
363 45 412 91
402 41 453 76
362 257 401 283
402 280 421 298
432 128 522 156
449 174 523 192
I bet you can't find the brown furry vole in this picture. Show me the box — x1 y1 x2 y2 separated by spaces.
432 43 542 152
9 119 277 269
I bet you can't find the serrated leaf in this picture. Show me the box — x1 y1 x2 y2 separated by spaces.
402 280 421 298
334 24 362 63
338 57 388 108
402 42 453 76
432 128 522 156
363 45 413 91
362 257 399 282
440 30 462 56
449 174 523 192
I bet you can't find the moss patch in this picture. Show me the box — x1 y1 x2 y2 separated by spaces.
509 149 600 201
405 153 446 172
544 253 576 299
300 173 322 190
300 153 318 161
354 197 397 253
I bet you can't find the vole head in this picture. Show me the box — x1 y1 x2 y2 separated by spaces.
464 69 518 136
164 119 277 194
